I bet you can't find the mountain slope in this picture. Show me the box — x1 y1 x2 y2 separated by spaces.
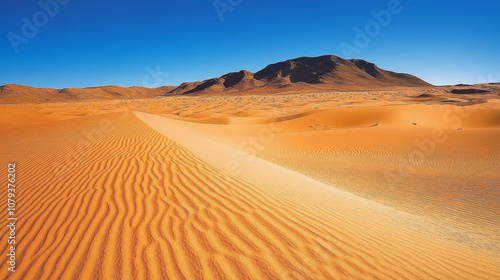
167 55 431 95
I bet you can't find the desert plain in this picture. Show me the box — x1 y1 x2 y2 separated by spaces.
0 56 499 279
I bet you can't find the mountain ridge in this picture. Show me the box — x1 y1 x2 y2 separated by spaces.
167 55 431 95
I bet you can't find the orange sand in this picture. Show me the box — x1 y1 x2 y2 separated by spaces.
0 87 499 279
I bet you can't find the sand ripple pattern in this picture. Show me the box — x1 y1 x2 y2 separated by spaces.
0 112 498 280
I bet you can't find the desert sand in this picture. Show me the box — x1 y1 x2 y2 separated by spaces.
0 83 499 279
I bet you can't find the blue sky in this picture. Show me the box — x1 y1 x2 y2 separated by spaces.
1 0 499 88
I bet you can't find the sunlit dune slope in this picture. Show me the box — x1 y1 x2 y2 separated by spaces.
152 103 500 242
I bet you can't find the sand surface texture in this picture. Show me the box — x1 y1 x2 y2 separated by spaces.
0 88 499 279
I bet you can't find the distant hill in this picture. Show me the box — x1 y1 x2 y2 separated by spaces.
167 55 431 95
0 84 176 104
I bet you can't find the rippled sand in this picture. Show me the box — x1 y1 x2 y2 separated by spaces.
0 89 499 279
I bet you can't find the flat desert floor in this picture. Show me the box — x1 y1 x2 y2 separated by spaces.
0 87 499 279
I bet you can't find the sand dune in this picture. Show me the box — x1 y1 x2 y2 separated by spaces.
149 103 500 241
0 89 499 279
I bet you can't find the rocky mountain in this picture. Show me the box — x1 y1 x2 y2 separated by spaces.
167 55 431 95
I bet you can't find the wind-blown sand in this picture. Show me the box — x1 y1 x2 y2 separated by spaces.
0 88 499 279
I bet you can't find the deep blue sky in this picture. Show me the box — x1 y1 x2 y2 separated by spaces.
1 0 499 88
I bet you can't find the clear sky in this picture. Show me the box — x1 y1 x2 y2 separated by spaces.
1 0 499 88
